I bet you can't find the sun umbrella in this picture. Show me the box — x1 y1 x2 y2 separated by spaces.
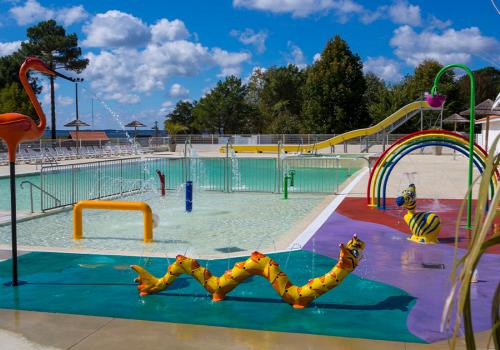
460 99 500 149
64 119 90 149
443 113 468 131
125 120 146 138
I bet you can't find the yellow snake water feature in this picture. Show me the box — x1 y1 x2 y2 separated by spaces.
131 234 365 308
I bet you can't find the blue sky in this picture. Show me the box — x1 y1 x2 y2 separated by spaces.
0 0 499 130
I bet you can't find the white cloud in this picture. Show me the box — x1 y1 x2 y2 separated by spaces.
83 41 250 103
363 56 402 83
168 83 189 98
233 0 363 18
211 48 251 77
330 0 364 23
82 10 151 48
230 28 268 53
427 15 452 30
151 19 189 43
0 40 22 56
55 5 88 26
57 95 74 106
9 0 88 26
313 52 321 63
388 0 421 26
286 41 306 68
79 11 250 103
161 101 174 108
390 25 500 66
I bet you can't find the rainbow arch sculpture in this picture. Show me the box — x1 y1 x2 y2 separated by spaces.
367 130 499 209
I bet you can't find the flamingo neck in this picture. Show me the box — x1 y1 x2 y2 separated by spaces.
19 64 46 134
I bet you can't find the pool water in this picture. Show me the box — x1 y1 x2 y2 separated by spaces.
0 157 360 212
0 191 326 255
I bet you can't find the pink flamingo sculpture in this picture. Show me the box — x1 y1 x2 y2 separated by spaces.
0 57 57 286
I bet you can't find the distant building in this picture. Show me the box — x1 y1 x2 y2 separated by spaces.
476 116 500 155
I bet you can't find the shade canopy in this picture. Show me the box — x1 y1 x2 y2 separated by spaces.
443 113 469 124
459 99 500 117
125 120 146 128
64 119 90 127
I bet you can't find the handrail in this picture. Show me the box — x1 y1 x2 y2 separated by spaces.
20 180 60 213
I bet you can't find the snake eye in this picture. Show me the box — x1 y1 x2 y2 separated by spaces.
352 249 359 258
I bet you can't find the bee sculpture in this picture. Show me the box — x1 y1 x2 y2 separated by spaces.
396 184 441 244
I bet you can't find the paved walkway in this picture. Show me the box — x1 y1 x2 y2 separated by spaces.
0 309 493 350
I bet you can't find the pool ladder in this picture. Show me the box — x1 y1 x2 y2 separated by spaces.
20 180 61 213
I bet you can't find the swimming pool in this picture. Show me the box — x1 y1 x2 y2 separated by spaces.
0 191 327 256
1 156 362 212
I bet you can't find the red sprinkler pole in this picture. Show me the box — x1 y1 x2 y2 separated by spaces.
157 170 165 196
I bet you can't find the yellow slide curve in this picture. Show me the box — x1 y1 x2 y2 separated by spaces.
221 101 435 153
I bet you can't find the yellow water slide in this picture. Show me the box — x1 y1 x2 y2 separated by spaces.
221 101 434 153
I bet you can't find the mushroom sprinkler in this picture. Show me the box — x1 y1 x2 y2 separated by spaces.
429 64 475 228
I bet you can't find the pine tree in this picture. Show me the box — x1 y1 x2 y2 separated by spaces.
21 20 88 139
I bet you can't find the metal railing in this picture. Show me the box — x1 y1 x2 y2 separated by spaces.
20 180 61 213
38 154 367 211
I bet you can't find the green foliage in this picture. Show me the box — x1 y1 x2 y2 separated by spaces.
405 59 459 116
363 73 388 124
166 100 196 132
192 76 257 133
442 133 500 350
257 64 305 133
163 36 497 137
21 20 88 72
302 35 369 133
21 20 88 138
457 66 500 111
0 83 35 116
0 53 41 117
164 120 187 142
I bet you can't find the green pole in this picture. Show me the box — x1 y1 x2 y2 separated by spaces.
289 170 295 187
284 175 289 199
431 64 475 228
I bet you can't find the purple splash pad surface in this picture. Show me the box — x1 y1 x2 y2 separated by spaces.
303 212 500 343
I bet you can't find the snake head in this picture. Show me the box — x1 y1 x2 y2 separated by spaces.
339 234 365 269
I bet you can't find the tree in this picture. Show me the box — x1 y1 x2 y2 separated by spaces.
166 100 196 132
258 64 305 133
404 59 459 116
457 66 500 110
20 20 88 139
0 83 36 115
364 72 389 124
0 53 41 116
302 35 369 134
192 76 255 133
164 120 187 152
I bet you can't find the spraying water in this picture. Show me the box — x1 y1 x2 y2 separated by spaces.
229 149 242 190
80 85 135 145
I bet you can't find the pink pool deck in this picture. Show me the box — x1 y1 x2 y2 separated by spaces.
303 197 500 343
